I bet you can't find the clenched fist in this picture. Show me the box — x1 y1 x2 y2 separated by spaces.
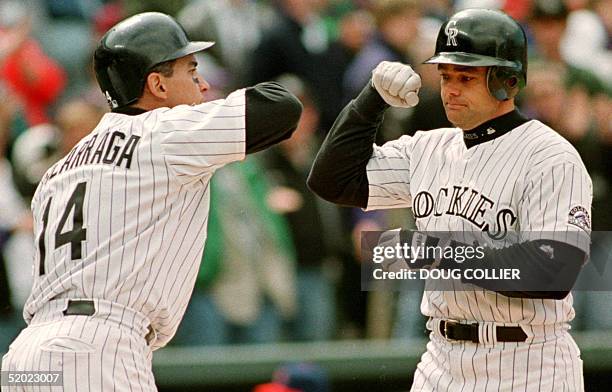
371 61 421 108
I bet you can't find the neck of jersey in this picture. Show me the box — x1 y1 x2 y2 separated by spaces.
462 109 529 149
112 106 148 115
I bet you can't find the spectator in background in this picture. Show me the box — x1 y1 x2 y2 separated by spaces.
528 0 571 62
54 100 105 154
249 0 331 81
343 0 422 99
0 0 66 126
37 0 100 96
9 123 60 201
318 8 375 133
11 99 105 200
92 0 125 39
44 0 102 19
248 0 342 129
343 0 424 142
177 0 276 89
527 0 609 94
561 0 612 89
503 0 531 21
263 74 343 341
0 86 31 353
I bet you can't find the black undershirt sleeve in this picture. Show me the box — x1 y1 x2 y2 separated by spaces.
398 231 586 299
244 82 303 154
307 82 389 208
443 239 586 300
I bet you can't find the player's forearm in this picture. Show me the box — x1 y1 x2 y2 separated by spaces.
393 231 586 299
446 239 585 299
307 82 389 208
244 82 303 154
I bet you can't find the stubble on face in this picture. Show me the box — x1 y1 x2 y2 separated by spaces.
438 64 507 130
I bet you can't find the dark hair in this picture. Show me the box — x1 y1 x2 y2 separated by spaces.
113 59 177 113
148 59 176 78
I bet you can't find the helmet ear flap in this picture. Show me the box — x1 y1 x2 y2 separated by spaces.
487 66 521 101
506 76 518 88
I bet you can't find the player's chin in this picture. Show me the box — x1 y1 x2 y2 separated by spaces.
444 107 463 123
186 92 206 106
191 93 205 104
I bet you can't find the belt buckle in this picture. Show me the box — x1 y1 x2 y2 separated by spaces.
442 319 459 341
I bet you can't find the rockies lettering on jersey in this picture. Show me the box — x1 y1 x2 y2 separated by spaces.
413 187 517 236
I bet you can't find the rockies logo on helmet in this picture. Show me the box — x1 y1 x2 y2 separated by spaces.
445 20 458 47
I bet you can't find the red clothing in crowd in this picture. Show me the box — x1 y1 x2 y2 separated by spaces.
1 39 66 125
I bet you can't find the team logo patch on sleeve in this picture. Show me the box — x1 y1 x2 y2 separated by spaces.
568 206 591 231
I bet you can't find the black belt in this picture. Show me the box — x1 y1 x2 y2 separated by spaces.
438 320 527 343
63 300 155 345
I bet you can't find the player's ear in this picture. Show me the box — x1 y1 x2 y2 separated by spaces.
144 72 168 100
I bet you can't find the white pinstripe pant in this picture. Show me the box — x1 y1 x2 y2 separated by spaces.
410 328 584 392
2 307 156 391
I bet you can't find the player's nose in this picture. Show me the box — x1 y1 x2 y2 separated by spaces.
444 81 461 97
198 75 210 94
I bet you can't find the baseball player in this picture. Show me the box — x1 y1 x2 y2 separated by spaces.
308 9 591 392
1 12 301 391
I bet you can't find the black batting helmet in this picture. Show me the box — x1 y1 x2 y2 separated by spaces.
94 12 214 110
424 9 527 101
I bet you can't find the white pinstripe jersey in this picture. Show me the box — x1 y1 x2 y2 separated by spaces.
366 120 592 325
24 89 246 349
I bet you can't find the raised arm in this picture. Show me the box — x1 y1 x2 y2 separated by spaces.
308 61 421 208
307 83 388 208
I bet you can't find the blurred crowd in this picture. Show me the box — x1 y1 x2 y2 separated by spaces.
0 0 610 360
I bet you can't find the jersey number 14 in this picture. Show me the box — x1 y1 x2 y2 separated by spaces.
38 182 88 275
